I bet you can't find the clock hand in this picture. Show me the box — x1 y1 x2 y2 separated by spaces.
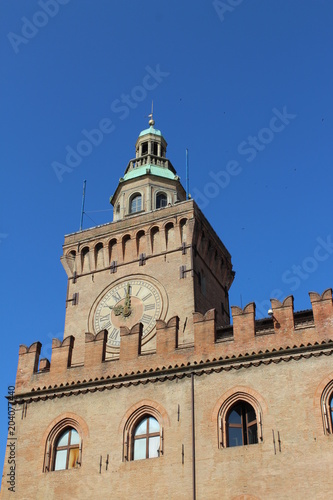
123 283 132 317
113 305 124 316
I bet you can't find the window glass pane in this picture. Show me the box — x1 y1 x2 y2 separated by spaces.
248 423 258 445
148 417 160 433
228 427 243 447
57 430 70 447
228 407 242 425
148 436 160 458
54 449 67 470
246 406 256 425
70 430 80 445
131 195 142 213
134 438 146 460
135 418 148 436
156 193 167 209
68 448 79 469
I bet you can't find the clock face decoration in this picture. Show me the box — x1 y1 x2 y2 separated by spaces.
93 278 165 352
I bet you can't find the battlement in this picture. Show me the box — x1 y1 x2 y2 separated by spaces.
14 289 333 399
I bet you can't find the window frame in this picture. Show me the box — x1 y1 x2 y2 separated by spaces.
226 401 258 447
43 418 83 473
53 428 80 471
132 416 161 460
129 193 143 214
155 192 168 209
123 406 164 462
217 392 263 449
321 380 333 434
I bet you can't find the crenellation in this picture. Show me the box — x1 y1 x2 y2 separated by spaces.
231 302 256 343
156 316 179 355
309 288 333 327
193 309 216 354
16 341 41 391
84 330 107 367
270 295 295 334
39 358 50 371
13 290 333 397
50 336 74 375
119 323 143 361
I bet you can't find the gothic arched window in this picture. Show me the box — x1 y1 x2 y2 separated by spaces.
53 428 80 470
130 193 142 213
226 401 258 447
320 380 333 434
133 416 161 460
156 192 167 209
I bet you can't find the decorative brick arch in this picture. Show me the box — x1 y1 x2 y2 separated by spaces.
212 386 267 448
314 372 333 434
41 412 89 472
120 399 170 461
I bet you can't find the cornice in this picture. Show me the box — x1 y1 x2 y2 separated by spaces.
11 340 333 404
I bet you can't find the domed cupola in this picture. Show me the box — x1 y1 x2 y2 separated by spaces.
110 116 186 221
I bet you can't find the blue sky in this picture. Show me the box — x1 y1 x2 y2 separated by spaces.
0 0 332 471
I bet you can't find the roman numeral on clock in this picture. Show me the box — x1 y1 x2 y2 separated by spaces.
99 314 110 322
142 293 152 301
141 314 152 324
109 328 118 340
112 291 121 302
144 303 155 311
102 321 111 330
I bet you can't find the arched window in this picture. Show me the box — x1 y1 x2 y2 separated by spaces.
217 391 263 448
320 380 333 434
226 402 258 447
133 416 161 460
122 405 165 462
53 427 80 470
156 192 167 209
130 194 142 213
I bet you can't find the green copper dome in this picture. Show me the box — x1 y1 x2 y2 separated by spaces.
139 126 163 138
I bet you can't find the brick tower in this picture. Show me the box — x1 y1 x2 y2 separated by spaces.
60 116 234 364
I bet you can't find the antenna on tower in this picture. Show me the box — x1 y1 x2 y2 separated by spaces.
186 149 190 200
148 101 155 126
79 180 87 231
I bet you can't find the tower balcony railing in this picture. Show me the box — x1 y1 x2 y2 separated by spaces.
126 155 174 172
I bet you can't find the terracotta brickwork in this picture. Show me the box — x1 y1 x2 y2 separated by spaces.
1 123 332 499
1 289 333 499
60 200 234 364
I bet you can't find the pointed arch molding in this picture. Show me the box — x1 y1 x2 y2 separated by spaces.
212 386 267 448
314 372 333 434
41 412 89 472
120 399 170 462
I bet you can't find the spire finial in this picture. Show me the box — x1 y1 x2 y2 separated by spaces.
148 100 155 127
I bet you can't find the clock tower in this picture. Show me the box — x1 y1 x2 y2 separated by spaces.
60 117 234 363
3 117 333 500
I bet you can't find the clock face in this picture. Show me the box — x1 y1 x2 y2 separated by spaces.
93 278 163 352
